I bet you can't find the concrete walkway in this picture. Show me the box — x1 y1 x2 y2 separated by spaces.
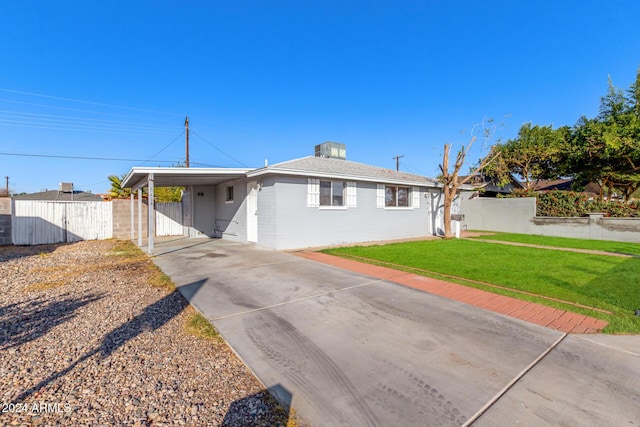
466 237 639 258
149 238 640 427
296 252 608 334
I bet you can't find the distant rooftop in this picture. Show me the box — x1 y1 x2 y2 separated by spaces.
14 190 104 202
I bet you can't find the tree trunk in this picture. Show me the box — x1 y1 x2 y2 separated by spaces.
442 186 454 239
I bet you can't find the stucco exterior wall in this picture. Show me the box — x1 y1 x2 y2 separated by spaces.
256 177 277 249
266 176 433 250
214 179 248 242
192 185 216 237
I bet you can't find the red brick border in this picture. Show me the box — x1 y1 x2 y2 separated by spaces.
296 252 608 334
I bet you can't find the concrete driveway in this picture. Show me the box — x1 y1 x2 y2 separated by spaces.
150 238 640 427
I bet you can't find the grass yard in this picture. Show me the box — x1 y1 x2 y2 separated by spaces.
468 232 640 256
323 238 640 334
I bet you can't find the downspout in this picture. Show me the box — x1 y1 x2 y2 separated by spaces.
148 173 155 255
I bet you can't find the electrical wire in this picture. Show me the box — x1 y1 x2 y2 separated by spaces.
0 120 174 136
0 88 176 115
191 130 250 167
0 151 179 163
140 131 185 165
402 162 430 176
0 151 229 168
0 98 174 122
0 109 178 132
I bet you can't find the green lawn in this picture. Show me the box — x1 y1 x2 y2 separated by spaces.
468 232 640 256
323 239 640 334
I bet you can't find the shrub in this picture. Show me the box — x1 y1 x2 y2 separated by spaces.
505 190 640 217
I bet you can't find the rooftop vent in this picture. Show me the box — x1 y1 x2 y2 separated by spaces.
58 182 74 200
315 142 346 160
59 182 74 193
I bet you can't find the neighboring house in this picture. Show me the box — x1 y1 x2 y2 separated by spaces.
13 183 104 202
122 143 451 250
462 173 523 198
532 179 601 199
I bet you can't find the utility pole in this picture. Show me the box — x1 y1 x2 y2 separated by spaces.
185 116 190 168
4 176 8 196
392 155 404 171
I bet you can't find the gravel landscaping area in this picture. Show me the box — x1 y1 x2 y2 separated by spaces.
0 240 296 427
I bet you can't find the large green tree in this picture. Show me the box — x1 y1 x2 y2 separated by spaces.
493 68 640 201
486 123 568 190
565 72 640 200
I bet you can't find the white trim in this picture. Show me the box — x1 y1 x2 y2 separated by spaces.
307 178 320 207
319 206 348 211
122 167 251 191
412 187 420 208
346 181 357 208
376 184 385 208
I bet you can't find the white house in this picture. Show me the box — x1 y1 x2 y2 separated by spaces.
121 143 452 252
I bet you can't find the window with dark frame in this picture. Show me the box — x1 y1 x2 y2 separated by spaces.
226 186 234 202
319 180 345 206
385 185 410 207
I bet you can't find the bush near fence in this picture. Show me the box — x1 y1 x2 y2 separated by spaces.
502 190 640 218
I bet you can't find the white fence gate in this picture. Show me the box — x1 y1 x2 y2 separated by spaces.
12 200 113 245
155 202 183 236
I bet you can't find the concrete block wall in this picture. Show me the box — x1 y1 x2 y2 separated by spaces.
460 195 537 233
112 198 149 239
460 196 640 243
0 198 11 245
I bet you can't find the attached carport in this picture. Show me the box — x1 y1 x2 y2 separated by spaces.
121 167 250 254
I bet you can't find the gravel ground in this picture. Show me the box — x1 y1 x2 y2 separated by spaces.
0 240 297 427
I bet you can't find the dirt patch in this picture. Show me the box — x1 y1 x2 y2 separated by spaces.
0 240 302 426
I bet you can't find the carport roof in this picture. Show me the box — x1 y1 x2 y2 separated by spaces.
121 167 251 190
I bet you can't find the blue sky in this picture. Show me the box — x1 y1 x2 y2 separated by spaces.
1 1 639 194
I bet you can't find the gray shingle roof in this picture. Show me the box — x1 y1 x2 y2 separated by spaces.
14 190 104 201
253 156 439 186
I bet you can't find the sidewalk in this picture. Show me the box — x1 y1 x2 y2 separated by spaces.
296 252 608 334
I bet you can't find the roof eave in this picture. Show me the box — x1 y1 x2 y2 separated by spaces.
248 167 441 188
121 167 252 190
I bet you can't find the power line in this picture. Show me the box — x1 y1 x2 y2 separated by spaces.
140 131 185 166
0 109 178 132
0 121 174 136
0 88 176 115
191 130 250 167
0 151 179 163
0 150 228 168
0 98 175 122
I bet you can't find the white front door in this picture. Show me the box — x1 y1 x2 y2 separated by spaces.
246 181 258 242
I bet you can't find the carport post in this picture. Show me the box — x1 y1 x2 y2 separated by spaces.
148 173 155 255
137 189 142 247
130 192 134 241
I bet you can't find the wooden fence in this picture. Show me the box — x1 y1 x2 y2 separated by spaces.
12 200 113 245
11 200 183 245
155 202 184 236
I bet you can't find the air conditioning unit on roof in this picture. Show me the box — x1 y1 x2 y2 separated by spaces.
314 141 346 160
